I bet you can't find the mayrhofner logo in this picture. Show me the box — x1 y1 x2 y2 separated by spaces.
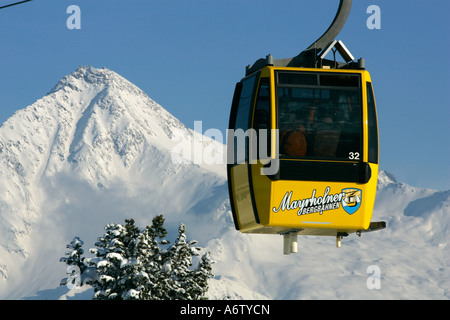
272 187 346 216
341 188 362 215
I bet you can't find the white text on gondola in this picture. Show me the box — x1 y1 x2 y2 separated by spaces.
272 187 346 216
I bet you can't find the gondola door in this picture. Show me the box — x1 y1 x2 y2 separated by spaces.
227 73 259 231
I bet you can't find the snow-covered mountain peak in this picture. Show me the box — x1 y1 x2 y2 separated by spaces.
1 67 447 300
0 67 225 295
1 66 224 186
49 66 140 96
3 66 209 181
377 170 398 188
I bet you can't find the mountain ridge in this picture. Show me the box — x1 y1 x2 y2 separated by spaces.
0 66 448 300
0 66 226 298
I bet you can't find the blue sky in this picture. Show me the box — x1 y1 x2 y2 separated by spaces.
1 0 449 191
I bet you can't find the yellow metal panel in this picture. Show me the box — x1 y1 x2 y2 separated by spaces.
250 163 273 225
361 71 370 163
269 179 373 231
363 163 379 229
232 66 379 236
230 164 258 232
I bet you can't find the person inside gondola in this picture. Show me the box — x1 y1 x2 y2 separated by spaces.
313 106 341 157
279 101 310 157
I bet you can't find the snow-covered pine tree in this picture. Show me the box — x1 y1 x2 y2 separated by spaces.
140 215 169 300
88 222 126 299
60 236 86 288
191 252 214 300
59 215 213 300
116 218 152 300
88 219 151 300
161 223 212 300
60 236 86 272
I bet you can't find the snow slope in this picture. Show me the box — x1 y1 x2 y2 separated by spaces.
207 171 449 300
0 67 448 300
0 66 226 299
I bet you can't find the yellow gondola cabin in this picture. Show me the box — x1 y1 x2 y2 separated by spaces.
227 0 385 253
227 66 385 253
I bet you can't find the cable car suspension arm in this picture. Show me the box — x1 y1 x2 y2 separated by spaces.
246 0 355 75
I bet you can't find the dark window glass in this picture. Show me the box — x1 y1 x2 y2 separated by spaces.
234 76 256 131
320 74 360 87
231 75 257 164
278 72 317 86
253 78 271 159
277 71 362 161
366 82 379 164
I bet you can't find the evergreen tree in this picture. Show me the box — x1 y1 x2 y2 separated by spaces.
161 223 214 300
88 219 153 300
140 215 169 300
60 236 86 288
116 218 152 300
161 223 192 299
88 222 127 299
60 236 86 272
59 215 213 300
191 252 214 300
